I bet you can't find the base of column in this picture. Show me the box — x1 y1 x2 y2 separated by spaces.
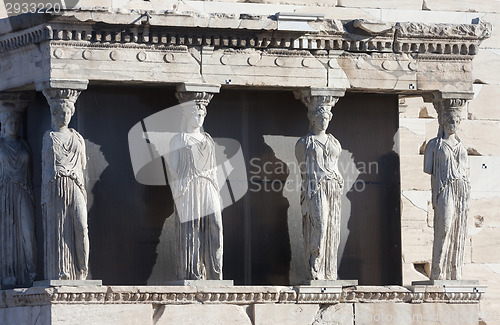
166 280 234 287
412 280 479 286
306 280 358 287
34 280 103 287
294 280 358 287
410 280 487 300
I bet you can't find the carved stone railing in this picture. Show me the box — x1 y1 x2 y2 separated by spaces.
0 285 486 307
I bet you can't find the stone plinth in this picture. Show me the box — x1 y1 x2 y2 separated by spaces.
166 280 234 287
34 280 103 287
410 281 487 307
307 280 358 287
0 284 486 324
412 280 479 286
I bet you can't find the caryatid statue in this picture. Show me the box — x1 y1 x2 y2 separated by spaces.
295 89 344 281
169 89 223 280
424 97 470 280
41 88 89 280
0 93 37 287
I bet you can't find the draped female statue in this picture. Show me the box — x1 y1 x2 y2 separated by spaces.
295 104 343 281
41 90 89 280
424 107 470 280
0 110 36 287
168 103 223 280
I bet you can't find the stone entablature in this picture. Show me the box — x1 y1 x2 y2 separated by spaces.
0 10 491 94
0 13 491 54
0 285 486 307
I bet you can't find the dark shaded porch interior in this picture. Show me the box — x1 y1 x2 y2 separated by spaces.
25 86 401 286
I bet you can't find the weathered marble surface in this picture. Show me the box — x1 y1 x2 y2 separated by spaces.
355 302 480 325
254 304 354 325
0 284 486 324
0 9 491 95
0 106 36 287
295 89 344 281
33 280 102 287
168 96 223 280
424 98 470 280
41 88 89 281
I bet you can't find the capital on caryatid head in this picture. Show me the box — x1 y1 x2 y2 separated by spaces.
36 79 89 114
175 83 221 110
423 91 473 127
0 92 35 115
294 87 346 113
0 92 34 136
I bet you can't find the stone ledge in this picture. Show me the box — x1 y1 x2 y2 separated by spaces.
409 283 487 304
307 279 358 286
0 284 486 307
412 280 480 286
165 280 234 287
33 280 103 288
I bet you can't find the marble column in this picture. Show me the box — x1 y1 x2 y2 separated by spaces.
0 92 37 288
36 80 92 281
423 91 473 281
170 83 225 281
294 87 346 282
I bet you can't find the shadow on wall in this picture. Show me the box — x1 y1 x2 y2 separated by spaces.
335 94 401 285
25 87 401 285
77 86 177 285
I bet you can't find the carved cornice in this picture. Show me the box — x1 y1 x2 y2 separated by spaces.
0 25 51 53
396 21 492 41
0 15 491 58
394 21 491 56
0 285 485 307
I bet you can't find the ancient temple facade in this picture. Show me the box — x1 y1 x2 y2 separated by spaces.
0 0 499 324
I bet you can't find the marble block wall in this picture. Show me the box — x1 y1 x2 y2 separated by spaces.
147 1 500 321
169 0 499 322
392 3 500 325
1 0 499 323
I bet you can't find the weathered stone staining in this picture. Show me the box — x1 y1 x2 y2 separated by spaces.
0 283 487 324
0 3 494 322
41 86 90 281
0 93 36 288
423 93 471 281
295 88 345 281
169 84 224 281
